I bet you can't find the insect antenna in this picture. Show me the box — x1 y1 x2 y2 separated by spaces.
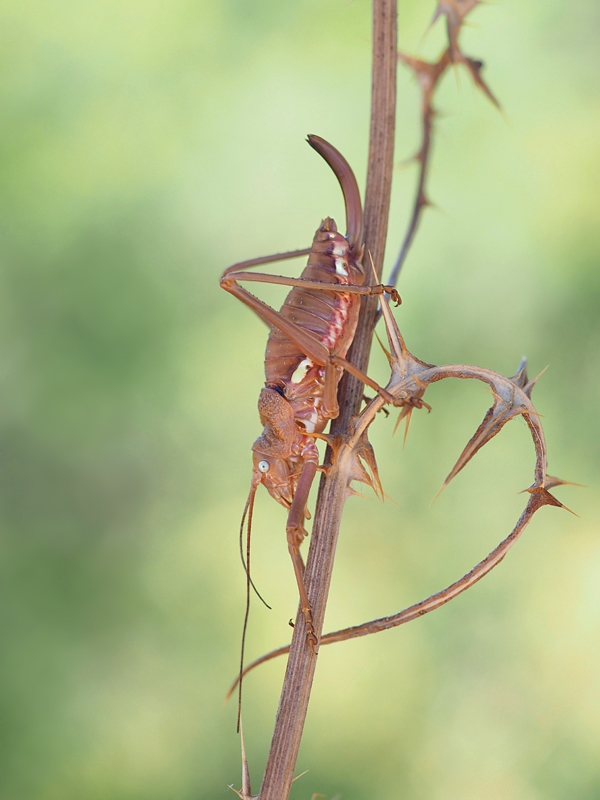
238 486 272 610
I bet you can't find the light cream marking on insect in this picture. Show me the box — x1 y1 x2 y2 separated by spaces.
335 257 348 277
302 408 320 432
291 357 313 384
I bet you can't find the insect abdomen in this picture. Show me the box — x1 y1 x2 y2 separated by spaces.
264 219 362 386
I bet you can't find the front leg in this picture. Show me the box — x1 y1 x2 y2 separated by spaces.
285 460 319 652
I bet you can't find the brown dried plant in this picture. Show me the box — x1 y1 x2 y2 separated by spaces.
227 2 568 798
388 1 499 288
228 305 571 700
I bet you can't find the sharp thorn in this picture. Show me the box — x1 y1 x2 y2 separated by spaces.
545 475 585 490
348 487 371 500
432 481 448 504
403 408 413 448
366 248 378 283
383 491 399 507
393 407 410 436
375 330 393 360
292 769 310 784
239 716 252 799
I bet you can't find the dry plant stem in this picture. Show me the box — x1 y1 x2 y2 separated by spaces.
334 1 398 423
386 52 449 289
259 2 397 798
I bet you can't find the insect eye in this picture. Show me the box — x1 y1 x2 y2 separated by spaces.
258 460 270 473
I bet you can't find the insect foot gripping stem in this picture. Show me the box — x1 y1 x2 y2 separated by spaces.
285 458 320 652
286 517 318 652
372 284 402 306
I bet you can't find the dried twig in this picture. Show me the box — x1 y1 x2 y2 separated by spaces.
256 3 398 799
226 494 557 697
386 1 499 290
387 50 449 289
430 0 480 63
226 300 568 699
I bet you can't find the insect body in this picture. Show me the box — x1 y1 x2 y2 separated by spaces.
221 136 396 650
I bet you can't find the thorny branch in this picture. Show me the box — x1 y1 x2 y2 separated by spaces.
227 298 570 700
230 1 567 797
386 0 499 289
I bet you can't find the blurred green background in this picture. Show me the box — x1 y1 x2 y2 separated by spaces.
0 1 598 798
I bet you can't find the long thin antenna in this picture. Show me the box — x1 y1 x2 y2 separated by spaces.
239 487 271 609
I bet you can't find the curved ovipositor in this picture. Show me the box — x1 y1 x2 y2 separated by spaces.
306 134 364 255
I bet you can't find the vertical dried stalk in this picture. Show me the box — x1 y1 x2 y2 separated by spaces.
259 2 397 798
335 0 398 422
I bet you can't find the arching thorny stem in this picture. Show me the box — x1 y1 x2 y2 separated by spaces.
226 298 569 700
226 490 559 701
386 1 500 291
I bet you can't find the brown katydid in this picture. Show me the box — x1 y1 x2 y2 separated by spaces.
220 136 400 688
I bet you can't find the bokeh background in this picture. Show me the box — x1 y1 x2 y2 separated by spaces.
1 1 598 798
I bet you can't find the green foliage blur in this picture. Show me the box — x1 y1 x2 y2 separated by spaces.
1 1 598 798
